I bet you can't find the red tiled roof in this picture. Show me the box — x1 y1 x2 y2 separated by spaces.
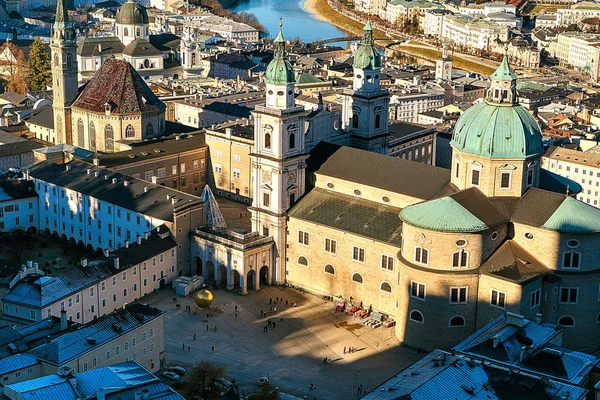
72 57 165 114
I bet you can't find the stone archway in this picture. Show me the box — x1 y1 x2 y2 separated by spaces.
195 257 202 276
260 266 269 286
232 270 240 288
206 261 215 282
218 265 227 286
247 270 256 290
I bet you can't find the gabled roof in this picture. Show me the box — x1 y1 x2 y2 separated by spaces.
72 58 165 114
77 37 125 57
122 38 162 57
315 146 451 200
479 240 549 284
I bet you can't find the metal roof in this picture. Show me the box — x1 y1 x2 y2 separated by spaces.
479 241 549 284
0 354 38 376
542 196 600 233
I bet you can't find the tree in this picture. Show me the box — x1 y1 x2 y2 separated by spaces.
0 41 28 94
181 360 227 400
28 37 51 91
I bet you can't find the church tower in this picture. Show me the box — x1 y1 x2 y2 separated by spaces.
180 25 202 78
50 0 78 145
250 20 307 287
450 56 544 197
435 43 452 81
340 19 390 154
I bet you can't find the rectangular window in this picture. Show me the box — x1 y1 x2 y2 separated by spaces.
233 168 241 178
411 282 426 300
325 238 337 254
414 247 429 265
471 169 480 186
530 289 541 309
381 255 394 271
92 358 97 367
491 289 506 309
298 231 309 246
559 287 578 304
500 172 511 189
452 250 469 268
263 192 270 207
122 271 127 281
157 167 166 178
215 164 222 174
450 287 468 304
172 165 177 175
352 246 365 262
562 251 581 269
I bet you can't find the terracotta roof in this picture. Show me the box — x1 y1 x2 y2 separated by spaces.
72 58 165 114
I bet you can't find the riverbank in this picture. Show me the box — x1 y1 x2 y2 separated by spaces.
303 0 496 75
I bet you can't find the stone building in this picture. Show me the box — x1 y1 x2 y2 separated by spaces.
285 56 600 354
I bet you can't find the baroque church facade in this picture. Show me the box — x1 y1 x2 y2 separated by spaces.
51 0 167 153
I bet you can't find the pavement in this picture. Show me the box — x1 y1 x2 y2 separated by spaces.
144 285 422 399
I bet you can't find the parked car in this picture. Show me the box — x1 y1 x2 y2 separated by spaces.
162 371 180 381
167 366 186 376
257 377 269 387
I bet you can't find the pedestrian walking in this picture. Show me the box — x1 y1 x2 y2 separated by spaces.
269 298 272 305
214 325 217 331
207 325 209 331
212 345 215 353
193 333 196 341
269 306 272 312
173 297 176 302
235 313 237 319
343 346 346 354
265 325 269 332
206 313 209 319
273 321 276 328
276 296 279 302
274 306 277 312
187 346 190 351
286 299 288 306
182 343 185 350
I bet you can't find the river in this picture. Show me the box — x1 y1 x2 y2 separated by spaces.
227 0 346 42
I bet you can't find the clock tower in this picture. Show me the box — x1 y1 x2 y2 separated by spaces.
250 20 307 287
435 43 452 81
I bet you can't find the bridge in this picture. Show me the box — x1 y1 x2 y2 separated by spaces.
309 36 408 48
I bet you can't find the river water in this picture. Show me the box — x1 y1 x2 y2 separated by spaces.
228 0 346 42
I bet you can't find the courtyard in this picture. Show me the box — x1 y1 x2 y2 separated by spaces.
144 285 422 399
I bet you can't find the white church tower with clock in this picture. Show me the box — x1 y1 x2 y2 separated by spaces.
435 42 453 81
250 20 307 285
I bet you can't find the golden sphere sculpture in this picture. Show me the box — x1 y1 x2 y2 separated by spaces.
194 288 214 309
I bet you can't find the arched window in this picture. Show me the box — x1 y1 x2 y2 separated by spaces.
143 59 150 69
297 256 308 266
380 282 392 293
124 27 129 36
558 316 575 327
66 54 72 67
77 118 85 147
375 114 381 129
146 122 154 137
192 53 196 65
89 122 96 151
352 273 363 284
352 114 358 129
414 247 429 266
452 250 469 268
54 54 59 67
264 133 271 149
289 133 295 149
324 264 335 275
136 27 141 37
449 316 466 327
125 124 135 138
104 124 114 152
409 310 424 324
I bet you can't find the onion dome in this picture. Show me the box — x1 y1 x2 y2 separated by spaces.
115 0 148 25
451 56 543 159
353 19 381 70
265 19 295 85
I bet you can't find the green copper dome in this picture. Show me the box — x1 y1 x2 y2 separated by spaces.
353 20 381 70
450 57 543 159
400 197 489 233
265 21 295 85
542 197 600 233
116 0 148 25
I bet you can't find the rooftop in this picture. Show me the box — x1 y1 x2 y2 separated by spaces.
28 160 203 222
479 241 549 284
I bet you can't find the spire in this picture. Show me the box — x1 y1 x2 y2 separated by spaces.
362 18 374 46
54 0 72 30
491 54 517 81
274 17 286 58
486 54 518 105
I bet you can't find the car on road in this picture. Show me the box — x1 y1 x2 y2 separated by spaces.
257 377 269 387
167 366 186 376
162 371 180 381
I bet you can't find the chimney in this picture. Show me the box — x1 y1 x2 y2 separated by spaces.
80 258 88 268
26 260 33 268
137 235 142 245
171 197 177 205
535 313 542 324
60 309 68 331
104 175 109 180
492 335 500 348
87 169 92 175
125 240 129 248
112 178 118 184
144 232 149 240
124 180 129 187
94 171 100 178
506 312 525 327
93 158 100 166
151 176 158 184
104 249 110 257
66 165 71 171
519 345 527 362
114 257 120 270
144 187 150 193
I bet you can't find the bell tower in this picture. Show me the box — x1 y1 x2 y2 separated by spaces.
435 42 452 81
340 19 390 154
50 0 78 145
250 19 307 287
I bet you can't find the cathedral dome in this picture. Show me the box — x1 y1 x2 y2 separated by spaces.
451 57 543 159
115 0 148 25
265 22 295 85
353 20 381 70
